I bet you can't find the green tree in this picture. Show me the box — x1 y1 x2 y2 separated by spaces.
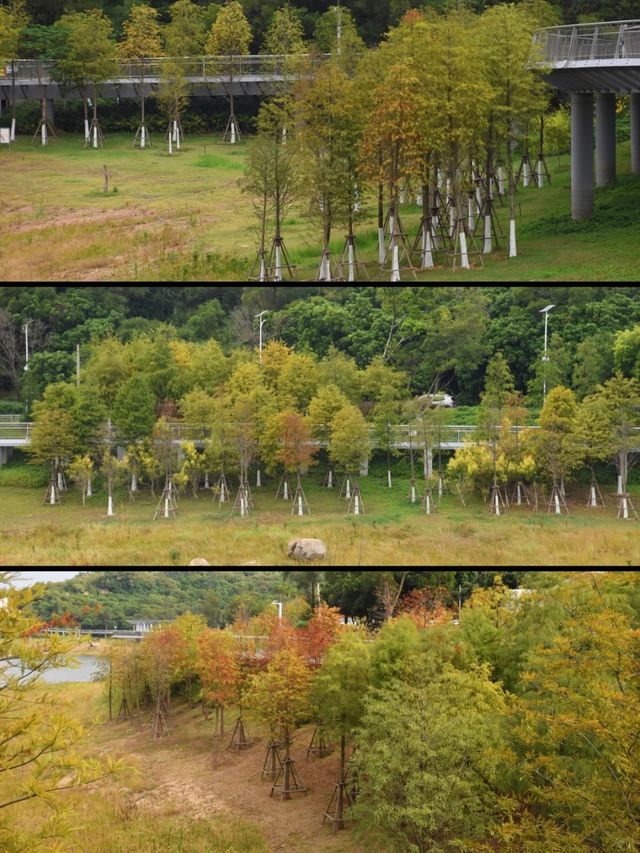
112 376 156 443
355 666 510 853
68 453 94 506
614 324 640 378
164 0 205 56
0 1 28 137
573 333 615 400
479 4 546 259
55 10 116 147
329 403 372 479
308 384 350 444
294 57 363 281
119 4 164 147
157 59 189 153
172 612 207 705
249 648 312 798
591 374 640 496
205 0 252 143
262 3 305 55
311 630 371 830
478 352 516 493
531 386 582 494
508 576 640 850
28 393 78 491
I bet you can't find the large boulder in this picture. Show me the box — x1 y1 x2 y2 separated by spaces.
287 539 327 562
189 558 210 566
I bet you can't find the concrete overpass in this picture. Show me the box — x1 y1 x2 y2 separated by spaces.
532 20 640 219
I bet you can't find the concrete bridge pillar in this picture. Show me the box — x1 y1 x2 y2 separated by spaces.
631 93 640 174
45 98 55 126
595 93 616 186
571 93 594 220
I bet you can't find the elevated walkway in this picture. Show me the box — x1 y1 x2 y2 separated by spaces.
531 20 640 219
0 55 310 104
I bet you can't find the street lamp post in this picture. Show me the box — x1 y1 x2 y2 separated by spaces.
23 320 32 371
540 304 556 404
256 310 269 366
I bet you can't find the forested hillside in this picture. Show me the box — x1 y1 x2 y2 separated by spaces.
2 286 639 407
13 0 635 46
31 569 522 628
31 569 286 628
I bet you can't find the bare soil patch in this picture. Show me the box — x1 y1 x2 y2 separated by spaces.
97 702 362 853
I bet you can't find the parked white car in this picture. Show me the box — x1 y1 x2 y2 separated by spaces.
426 393 456 409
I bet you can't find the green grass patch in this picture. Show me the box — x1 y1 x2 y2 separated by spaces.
1 133 639 281
193 153 244 170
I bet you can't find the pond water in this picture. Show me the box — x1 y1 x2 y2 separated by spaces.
5 655 102 684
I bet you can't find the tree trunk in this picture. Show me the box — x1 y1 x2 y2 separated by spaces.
283 728 291 800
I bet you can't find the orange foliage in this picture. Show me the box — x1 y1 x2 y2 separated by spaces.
397 587 452 629
196 628 241 707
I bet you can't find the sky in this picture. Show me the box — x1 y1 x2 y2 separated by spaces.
14 571 81 588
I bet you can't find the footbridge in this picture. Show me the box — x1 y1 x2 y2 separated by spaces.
0 55 309 119
531 20 640 219
0 421 519 466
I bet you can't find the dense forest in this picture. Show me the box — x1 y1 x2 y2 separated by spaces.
10 0 639 46
1 286 639 408
31 568 523 628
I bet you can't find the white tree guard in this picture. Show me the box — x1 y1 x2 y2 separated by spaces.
422 226 434 269
483 215 492 254
11 117 16 141
509 219 517 257
140 126 146 148
378 228 385 265
41 124 47 146
523 161 530 187
348 243 355 282
459 231 470 269
259 255 267 282
391 243 400 282
498 166 505 195
274 244 283 281
468 197 475 232
84 118 90 142
108 496 114 517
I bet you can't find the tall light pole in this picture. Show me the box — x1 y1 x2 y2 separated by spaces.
23 320 32 371
540 304 556 404
256 310 269 366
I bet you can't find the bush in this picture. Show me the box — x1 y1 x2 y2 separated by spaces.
0 454 49 488
0 401 25 415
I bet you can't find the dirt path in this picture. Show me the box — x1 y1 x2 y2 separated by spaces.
97 703 362 853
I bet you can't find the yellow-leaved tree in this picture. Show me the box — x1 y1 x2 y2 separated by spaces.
0 573 118 852
120 4 164 147
205 0 252 143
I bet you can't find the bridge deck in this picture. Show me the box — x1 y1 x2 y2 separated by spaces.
532 20 640 92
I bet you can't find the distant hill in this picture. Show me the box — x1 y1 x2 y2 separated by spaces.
30 570 287 629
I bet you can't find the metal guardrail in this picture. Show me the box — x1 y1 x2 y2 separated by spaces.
3 421 639 448
0 422 32 441
2 54 323 84
532 20 640 65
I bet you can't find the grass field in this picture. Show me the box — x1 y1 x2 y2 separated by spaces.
1 464 638 566
1 131 638 281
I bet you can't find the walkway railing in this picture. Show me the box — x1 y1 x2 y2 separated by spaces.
0 422 32 441
532 20 640 65
1 54 324 84
3 421 639 449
